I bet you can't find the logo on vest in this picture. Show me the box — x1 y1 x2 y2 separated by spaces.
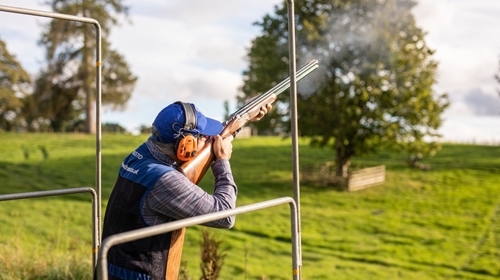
121 162 139 174
132 150 143 159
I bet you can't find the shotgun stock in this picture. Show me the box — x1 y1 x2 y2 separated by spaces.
166 59 318 279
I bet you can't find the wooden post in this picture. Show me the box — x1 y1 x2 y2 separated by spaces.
165 144 215 279
165 227 186 279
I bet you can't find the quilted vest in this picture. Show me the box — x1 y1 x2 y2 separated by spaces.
102 143 175 280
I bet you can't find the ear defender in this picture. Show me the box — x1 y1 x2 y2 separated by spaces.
176 134 197 161
174 102 198 161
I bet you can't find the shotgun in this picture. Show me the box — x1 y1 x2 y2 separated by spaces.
165 59 319 279
181 59 319 182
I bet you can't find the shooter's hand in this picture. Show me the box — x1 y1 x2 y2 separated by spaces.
251 103 272 122
213 135 234 160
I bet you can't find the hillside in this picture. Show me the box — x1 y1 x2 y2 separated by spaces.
0 133 499 279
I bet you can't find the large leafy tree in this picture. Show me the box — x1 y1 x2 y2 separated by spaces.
240 0 449 177
36 0 137 133
0 39 31 131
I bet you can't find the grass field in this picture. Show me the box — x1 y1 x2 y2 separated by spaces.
0 133 499 279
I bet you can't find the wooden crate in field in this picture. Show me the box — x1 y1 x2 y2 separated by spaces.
347 165 385 191
301 163 385 191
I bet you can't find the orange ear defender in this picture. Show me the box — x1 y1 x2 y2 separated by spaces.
176 134 198 161
174 102 198 161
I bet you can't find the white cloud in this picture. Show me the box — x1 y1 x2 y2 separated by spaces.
440 114 500 144
413 0 500 142
130 0 280 27
433 45 498 94
0 3 48 72
414 0 500 94
110 14 250 72
132 67 241 100
413 0 455 37
464 88 500 116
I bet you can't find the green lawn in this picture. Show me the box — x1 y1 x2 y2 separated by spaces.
0 133 499 279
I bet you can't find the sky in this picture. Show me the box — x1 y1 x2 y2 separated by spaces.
0 0 499 143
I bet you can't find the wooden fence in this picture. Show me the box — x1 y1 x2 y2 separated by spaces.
301 163 385 191
347 165 385 191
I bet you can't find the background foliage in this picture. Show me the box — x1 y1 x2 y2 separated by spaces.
240 0 450 177
0 0 136 134
0 39 31 131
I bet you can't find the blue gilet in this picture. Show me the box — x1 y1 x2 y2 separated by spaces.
102 143 176 280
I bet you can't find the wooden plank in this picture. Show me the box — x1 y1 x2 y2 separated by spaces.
347 165 385 191
349 176 385 186
350 165 385 175
349 173 384 181
165 227 186 280
348 180 384 191
301 164 385 190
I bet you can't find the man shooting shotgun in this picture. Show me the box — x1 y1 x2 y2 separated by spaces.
100 59 318 280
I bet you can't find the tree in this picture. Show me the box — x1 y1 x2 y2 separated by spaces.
496 55 500 98
36 0 137 133
240 0 449 177
223 100 230 120
0 39 32 131
102 122 128 133
139 124 151 134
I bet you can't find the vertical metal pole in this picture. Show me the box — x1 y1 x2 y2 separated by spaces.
0 4 102 268
286 0 302 278
289 199 300 280
94 22 103 257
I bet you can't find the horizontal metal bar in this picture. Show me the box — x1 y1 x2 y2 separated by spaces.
97 197 298 280
0 187 96 201
0 187 99 267
0 4 98 25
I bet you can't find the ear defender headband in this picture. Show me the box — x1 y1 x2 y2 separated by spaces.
174 102 198 161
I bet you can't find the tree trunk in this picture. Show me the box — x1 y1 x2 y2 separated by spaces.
335 141 351 178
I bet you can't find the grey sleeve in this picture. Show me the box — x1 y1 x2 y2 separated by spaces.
142 159 237 228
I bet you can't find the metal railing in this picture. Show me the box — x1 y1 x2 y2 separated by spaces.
96 197 299 280
0 3 103 269
0 187 99 266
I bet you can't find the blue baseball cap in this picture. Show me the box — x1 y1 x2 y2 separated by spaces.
152 102 223 143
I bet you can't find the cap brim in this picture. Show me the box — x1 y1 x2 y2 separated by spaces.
200 117 223 136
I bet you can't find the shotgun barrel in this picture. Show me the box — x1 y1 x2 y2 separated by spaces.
224 59 319 127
